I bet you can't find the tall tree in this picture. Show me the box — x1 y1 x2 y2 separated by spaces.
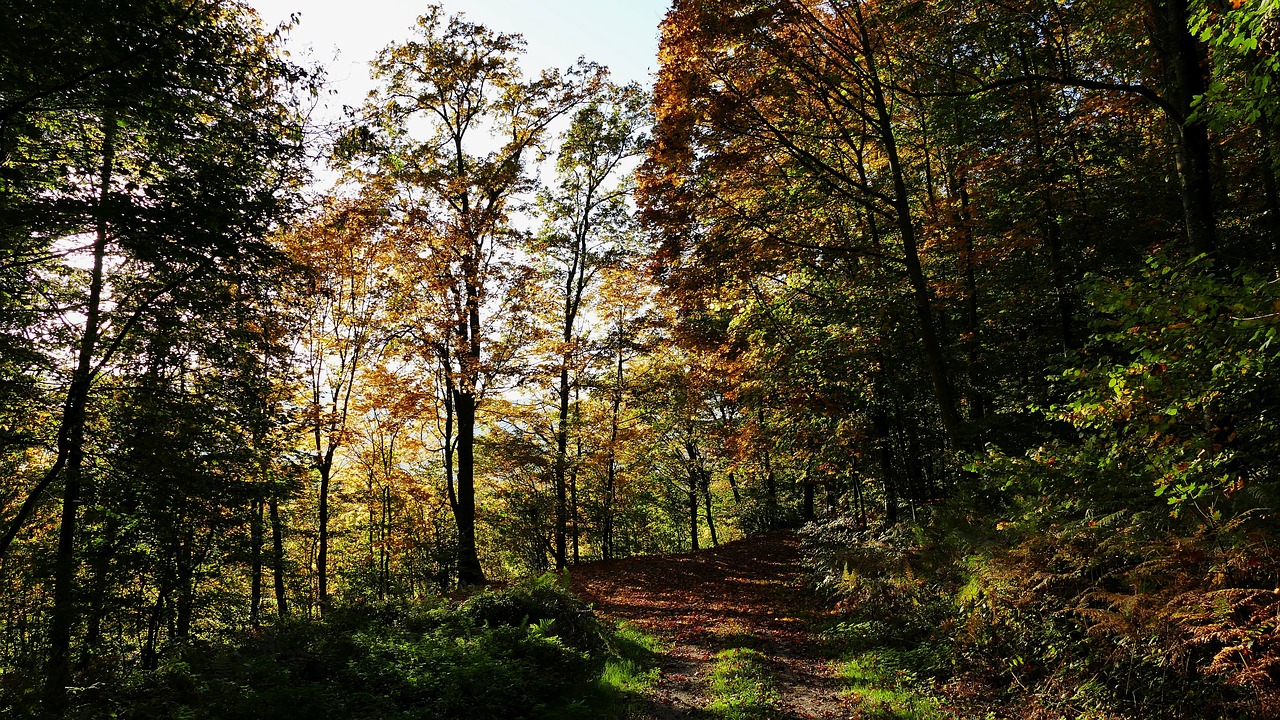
285 197 391 614
338 6 601 585
536 82 648 569
0 0 310 706
641 0 966 445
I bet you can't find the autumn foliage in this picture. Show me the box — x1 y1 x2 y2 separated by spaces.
4 0 1280 718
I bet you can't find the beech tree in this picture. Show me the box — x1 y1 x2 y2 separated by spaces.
285 197 392 613
641 0 966 446
337 6 603 585
535 82 648 568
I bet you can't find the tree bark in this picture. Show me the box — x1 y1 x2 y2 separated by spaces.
316 463 331 614
685 442 701 552
702 469 718 547
453 386 484 585
250 497 263 628
174 533 195 642
802 471 815 521
270 496 289 619
450 248 486 586
44 109 116 713
603 307 627 561
553 364 570 570
688 474 700 552
1150 0 1218 257
570 434 581 565
853 3 963 443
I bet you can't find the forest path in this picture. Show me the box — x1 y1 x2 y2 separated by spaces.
572 531 855 719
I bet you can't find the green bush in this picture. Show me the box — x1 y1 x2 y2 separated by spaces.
51 581 621 720
458 573 610 657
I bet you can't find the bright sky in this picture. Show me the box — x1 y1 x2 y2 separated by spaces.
250 0 669 114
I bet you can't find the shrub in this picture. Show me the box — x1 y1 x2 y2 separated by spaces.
54 581 619 720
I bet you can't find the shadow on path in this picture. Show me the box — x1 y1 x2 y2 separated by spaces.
573 532 854 719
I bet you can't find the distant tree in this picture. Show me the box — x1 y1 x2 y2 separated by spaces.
535 82 649 568
284 197 392 614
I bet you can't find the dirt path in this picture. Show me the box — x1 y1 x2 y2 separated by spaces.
572 531 855 719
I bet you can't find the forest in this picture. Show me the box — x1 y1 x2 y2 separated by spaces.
2 0 1280 718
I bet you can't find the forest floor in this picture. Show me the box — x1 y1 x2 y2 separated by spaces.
572 531 859 719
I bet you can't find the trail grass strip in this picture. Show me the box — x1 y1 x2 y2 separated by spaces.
705 647 780 719
572 532 856 718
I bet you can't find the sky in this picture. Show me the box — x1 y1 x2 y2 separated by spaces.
249 0 670 116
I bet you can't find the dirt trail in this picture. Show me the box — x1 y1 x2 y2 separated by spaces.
572 531 855 719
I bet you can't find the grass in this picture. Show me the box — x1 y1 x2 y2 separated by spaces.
839 651 947 720
705 647 779 720
593 622 665 716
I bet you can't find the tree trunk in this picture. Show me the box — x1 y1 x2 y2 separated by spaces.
1151 0 1218 257
174 534 194 642
81 514 117 666
454 386 484 585
451 254 486 587
727 471 741 504
702 469 718 547
570 436 581 565
380 487 391 599
141 585 168 671
854 3 963 443
316 464 330 614
688 473 700 552
603 447 617 561
802 471 815 521
270 496 289 619
1027 94 1077 351
686 442 701 552
603 310 626 561
44 109 116 713
872 408 898 527
250 497 263 629
953 167 986 423
553 365 570 570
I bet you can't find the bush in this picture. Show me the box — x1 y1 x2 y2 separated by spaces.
459 573 610 657
51 581 619 720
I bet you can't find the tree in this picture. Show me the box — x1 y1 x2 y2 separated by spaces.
641 0 967 445
591 259 658 560
285 197 391 614
0 1 310 706
535 82 649 568
338 6 602 584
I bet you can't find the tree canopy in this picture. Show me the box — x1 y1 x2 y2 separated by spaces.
3 1 1280 717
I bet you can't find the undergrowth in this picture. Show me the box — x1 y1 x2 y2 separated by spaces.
3 575 660 720
839 650 948 720
803 502 1280 720
598 622 665 710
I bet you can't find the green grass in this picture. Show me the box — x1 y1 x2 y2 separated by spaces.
705 647 779 720
839 651 947 720
592 622 665 716
599 623 664 695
